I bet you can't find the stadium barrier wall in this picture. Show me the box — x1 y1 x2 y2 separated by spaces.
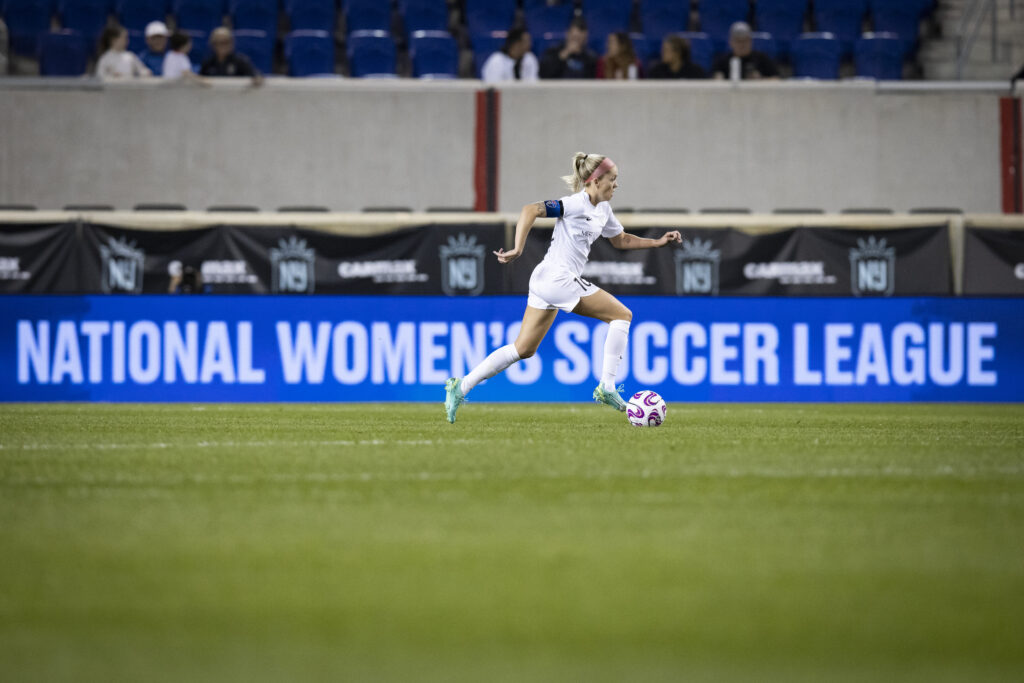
0 80 1010 214
3 295 1022 403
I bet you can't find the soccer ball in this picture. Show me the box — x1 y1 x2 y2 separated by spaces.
626 390 667 427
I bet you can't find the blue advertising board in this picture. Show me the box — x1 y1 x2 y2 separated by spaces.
2 295 1022 402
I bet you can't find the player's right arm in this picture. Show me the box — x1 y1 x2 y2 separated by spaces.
494 201 551 264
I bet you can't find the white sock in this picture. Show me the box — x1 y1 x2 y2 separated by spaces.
601 319 630 392
460 344 521 395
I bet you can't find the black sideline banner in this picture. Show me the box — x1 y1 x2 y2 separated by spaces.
520 224 950 296
1 220 951 296
963 227 1024 295
0 222 81 293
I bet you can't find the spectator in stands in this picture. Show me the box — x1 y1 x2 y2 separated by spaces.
162 32 204 83
1 18 9 75
597 32 641 80
481 27 539 83
647 35 707 79
96 26 153 80
138 21 169 76
169 264 207 294
539 16 597 79
712 22 779 80
200 28 261 84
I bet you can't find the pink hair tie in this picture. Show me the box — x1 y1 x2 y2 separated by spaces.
585 157 615 184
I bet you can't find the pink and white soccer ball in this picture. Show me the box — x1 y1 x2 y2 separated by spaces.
626 390 667 427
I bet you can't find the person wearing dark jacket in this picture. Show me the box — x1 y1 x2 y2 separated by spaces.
200 27 262 83
539 17 598 79
711 21 778 80
647 35 707 79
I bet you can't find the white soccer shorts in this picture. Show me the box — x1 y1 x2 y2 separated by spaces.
527 261 600 312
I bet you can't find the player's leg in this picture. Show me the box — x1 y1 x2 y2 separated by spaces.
573 289 632 411
445 306 557 423
461 305 557 395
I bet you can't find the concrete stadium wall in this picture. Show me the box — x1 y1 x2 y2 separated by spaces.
0 80 1007 213
0 80 480 212
496 81 1003 213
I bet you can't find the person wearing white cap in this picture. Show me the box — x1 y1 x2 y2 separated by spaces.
138 21 170 76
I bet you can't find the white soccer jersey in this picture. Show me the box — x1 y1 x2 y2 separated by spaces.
540 190 624 277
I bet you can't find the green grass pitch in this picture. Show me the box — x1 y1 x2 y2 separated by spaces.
1 402 1023 682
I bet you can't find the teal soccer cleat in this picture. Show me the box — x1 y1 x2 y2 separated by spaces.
444 377 467 424
593 384 628 412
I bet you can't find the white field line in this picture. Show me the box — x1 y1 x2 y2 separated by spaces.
1 464 1022 486
0 439 478 451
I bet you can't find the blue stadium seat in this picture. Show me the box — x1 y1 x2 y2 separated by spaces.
465 0 514 38
346 29 396 77
629 31 658 63
791 32 841 79
115 0 168 33
126 28 145 52
285 0 335 32
57 0 108 47
181 27 209 64
38 28 88 74
343 0 387 34
855 32 903 80
470 29 504 77
676 31 713 71
532 30 563 58
813 0 865 56
640 0 688 42
4 0 54 56
285 29 334 75
750 30 777 60
229 0 277 36
524 2 573 45
698 0 750 55
399 0 447 40
409 29 457 78
869 0 920 56
172 0 223 33
233 27 273 72
754 0 805 60
582 0 633 54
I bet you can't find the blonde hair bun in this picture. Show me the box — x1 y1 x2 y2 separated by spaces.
561 152 607 192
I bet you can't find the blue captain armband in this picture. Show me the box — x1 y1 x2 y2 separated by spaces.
543 200 563 218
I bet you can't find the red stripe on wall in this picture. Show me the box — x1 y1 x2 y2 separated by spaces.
473 89 500 212
473 90 488 212
1000 97 1022 214
490 89 501 212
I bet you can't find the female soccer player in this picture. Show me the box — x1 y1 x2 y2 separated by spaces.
444 152 681 423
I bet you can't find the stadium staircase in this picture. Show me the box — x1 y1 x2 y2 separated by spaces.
919 0 1024 80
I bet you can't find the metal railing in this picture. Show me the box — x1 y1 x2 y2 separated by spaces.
956 0 1016 79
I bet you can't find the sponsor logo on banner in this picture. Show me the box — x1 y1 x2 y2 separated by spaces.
337 260 428 284
0 256 31 281
849 236 895 296
270 237 316 294
168 260 258 285
674 238 720 295
100 237 144 293
582 261 656 286
439 233 485 296
743 261 837 285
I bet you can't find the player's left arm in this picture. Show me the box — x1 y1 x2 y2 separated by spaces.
608 230 681 250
